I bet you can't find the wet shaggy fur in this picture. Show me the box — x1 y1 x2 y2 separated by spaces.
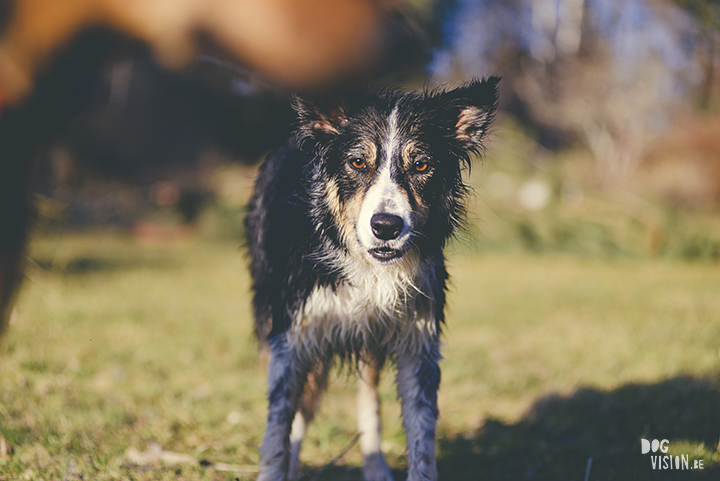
246 78 499 481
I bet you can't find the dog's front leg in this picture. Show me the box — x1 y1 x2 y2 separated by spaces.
395 343 441 481
358 357 394 481
258 336 309 481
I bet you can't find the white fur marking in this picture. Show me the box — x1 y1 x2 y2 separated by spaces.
358 363 394 481
455 106 486 143
385 105 400 165
288 412 306 480
358 367 382 455
357 105 414 256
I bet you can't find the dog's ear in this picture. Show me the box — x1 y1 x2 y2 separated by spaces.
292 96 348 138
431 77 499 152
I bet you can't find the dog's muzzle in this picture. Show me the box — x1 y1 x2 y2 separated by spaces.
368 213 406 261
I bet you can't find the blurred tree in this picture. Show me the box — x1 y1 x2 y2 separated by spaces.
672 0 720 110
434 0 703 185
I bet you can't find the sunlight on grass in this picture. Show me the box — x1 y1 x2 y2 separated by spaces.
1 232 719 480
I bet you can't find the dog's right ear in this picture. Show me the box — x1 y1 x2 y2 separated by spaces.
292 96 348 138
430 77 500 154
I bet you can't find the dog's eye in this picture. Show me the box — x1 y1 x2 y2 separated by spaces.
414 160 429 173
350 158 366 170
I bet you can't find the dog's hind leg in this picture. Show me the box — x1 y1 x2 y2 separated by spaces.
258 336 310 481
358 356 394 481
288 361 331 480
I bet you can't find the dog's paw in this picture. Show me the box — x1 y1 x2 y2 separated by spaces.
362 452 394 481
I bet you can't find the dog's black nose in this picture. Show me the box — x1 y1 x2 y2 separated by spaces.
371 213 404 240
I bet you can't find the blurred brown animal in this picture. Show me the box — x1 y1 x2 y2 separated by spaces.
0 0 423 341
0 0 409 105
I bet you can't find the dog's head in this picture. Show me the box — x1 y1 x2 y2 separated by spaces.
294 78 499 265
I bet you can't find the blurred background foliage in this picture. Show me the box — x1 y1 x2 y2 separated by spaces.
30 0 720 261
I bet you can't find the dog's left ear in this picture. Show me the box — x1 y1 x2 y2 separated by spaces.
432 77 500 152
292 96 349 138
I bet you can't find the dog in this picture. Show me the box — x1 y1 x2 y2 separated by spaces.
245 77 499 481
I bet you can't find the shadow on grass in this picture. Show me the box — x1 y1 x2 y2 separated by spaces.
304 375 720 481
438 375 720 481
31 255 178 276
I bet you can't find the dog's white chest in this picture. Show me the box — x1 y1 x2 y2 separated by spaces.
299 282 390 325
288 264 438 356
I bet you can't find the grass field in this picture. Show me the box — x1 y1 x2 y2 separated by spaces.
1 231 720 480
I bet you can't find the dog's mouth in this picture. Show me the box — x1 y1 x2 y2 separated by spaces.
368 247 404 262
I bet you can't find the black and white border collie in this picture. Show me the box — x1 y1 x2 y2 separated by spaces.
246 78 499 481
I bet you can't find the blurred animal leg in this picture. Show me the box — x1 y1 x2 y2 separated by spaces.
0 158 32 342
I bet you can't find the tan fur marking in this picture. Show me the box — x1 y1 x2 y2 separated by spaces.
312 120 340 134
333 188 364 251
455 107 485 142
401 142 417 168
323 179 354 250
325 182 366 256
364 142 378 170
325 179 343 222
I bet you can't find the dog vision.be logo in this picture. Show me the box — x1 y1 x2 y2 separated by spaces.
641 439 704 471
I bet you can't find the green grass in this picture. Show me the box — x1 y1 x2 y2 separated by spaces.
1 232 720 480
